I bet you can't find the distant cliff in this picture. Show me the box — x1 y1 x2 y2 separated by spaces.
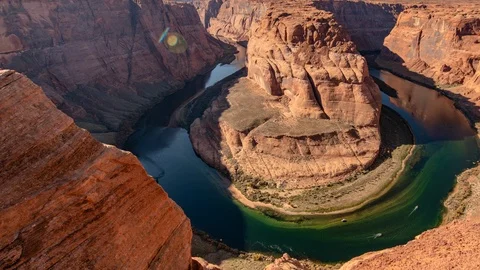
193 0 403 51
0 0 228 145
376 4 480 122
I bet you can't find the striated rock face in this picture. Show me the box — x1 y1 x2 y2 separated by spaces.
191 3 381 189
0 0 227 145
313 0 404 52
0 70 192 269
198 0 267 42
341 219 480 270
377 5 480 92
194 0 403 51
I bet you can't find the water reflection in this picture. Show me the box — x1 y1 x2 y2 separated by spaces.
370 69 475 143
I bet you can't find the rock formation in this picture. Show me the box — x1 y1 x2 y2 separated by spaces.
0 70 192 269
313 0 404 52
376 5 480 118
194 0 403 51
377 5 480 89
197 0 267 42
0 0 228 145
264 254 308 270
341 219 480 270
191 2 381 190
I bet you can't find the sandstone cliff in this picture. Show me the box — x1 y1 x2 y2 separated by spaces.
191 2 381 191
376 4 480 120
341 218 480 270
194 0 403 51
0 0 228 145
0 69 192 269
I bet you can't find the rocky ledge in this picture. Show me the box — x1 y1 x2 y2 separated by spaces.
0 0 229 145
190 2 382 209
0 70 192 269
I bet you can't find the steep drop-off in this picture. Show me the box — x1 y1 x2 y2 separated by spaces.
194 0 403 51
0 70 192 269
376 4 480 122
191 2 381 194
0 0 228 145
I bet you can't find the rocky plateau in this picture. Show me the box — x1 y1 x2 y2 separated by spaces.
191 2 382 194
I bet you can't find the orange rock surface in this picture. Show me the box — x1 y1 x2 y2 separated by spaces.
194 0 404 51
341 219 480 270
0 69 192 269
376 4 480 120
190 2 381 189
0 0 228 145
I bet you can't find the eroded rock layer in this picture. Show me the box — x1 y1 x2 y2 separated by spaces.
194 0 403 51
341 219 480 270
0 0 227 145
191 3 381 189
0 69 192 269
377 5 480 94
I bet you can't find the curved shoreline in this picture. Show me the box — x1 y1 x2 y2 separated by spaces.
218 136 416 217
174 70 416 217
370 63 480 224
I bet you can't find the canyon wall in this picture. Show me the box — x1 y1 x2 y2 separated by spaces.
190 2 381 190
0 70 192 269
376 5 480 120
313 0 404 52
0 0 228 145
194 0 403 51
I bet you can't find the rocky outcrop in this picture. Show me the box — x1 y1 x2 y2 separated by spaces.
264 254 307 270
191 3 381 190
0 70 192 269
194 0 403 51
341 218 480 270
377 5 480 92
0 0 228 145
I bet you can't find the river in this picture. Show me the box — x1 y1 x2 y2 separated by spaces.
124 48 479 262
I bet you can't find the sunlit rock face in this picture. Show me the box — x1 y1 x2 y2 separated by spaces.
193 0 403 51
0 69 192 269
377 5 480 92
376 4 480 123
0 0 227 145
191 2 381 189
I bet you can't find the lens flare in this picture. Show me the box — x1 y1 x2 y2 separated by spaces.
167 35 178 46
162 32 188 54
159 27 170 43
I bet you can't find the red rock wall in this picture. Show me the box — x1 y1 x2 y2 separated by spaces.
0 69 192 269
194 0 403 51
377 5 480 91
0 0 227 145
